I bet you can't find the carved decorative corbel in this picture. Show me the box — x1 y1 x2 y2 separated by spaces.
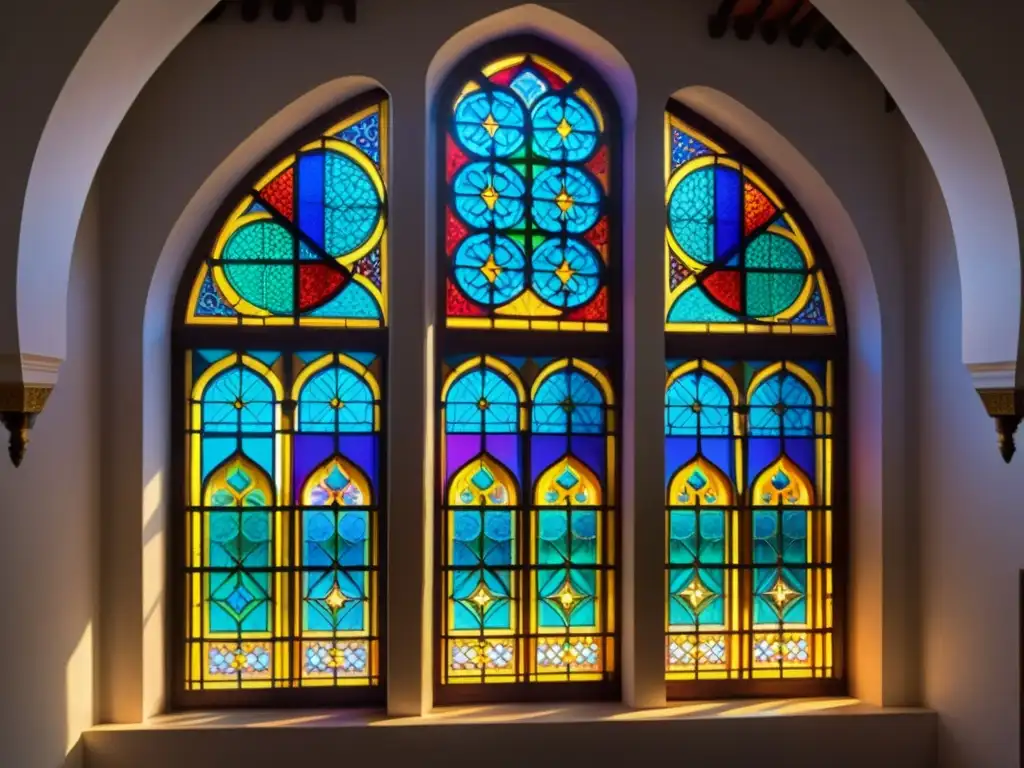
977 388 1024 463
0 383 53 467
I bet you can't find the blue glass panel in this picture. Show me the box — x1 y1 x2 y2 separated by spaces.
298 152 325 248
445 367 519 433
509 68 548 107
749 372 813 436
530 238 601 309
531 166 601 234
453 233 526 306
195 271 235 317
335 111 381 165
297 365 374 433
323 151 382 258
531 93 599 162
532 368 604 434
665 371 730 436
714 165 741 262
202 366 274 434
670 126 714 170
453 90 526 158
452 162 526 229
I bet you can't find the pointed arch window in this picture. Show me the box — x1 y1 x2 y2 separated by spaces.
436 38 620 702
174 93 388 706
664 104 845 698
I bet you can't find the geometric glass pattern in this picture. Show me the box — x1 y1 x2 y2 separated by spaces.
665 359 834 682
176 93 388 704
439 355 615 686
665 113 835 334
436 40 620 703
185 98 388 327
664 102 842 694
443 51 612 331
183 350 383 691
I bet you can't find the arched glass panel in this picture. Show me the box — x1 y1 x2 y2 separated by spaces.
436 39 620 703
443 48 613 331
664 103 842 698
176 93 388 706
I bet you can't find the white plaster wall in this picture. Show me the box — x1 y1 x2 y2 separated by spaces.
907 114 1024 768
96 0 910 722
0 187 101 768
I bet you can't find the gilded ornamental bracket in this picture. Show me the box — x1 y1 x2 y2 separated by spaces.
0 383 53 467
977 388 1024 463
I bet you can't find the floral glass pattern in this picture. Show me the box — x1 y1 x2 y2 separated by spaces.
665 115 835 334
664 105 842 694
177 94 388 702
185 100 388 327
444 52 612 331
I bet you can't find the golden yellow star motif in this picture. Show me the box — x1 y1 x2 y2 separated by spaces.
231 651 248 670
324 583 348 611
556 116 574 140
468 582 495 613
553 578 586 615
233 398 244 410
766 576 798 609
479 253 503 283
482 113 500 137
679 577 714 612
329 397 343 409
554 185 574 214
480 184 500 210
554 259 576 285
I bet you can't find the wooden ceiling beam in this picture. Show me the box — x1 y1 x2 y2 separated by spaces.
201 0 357 22
708 0 741 39
734 0 772 40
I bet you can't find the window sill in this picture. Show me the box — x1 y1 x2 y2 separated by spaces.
84 699 936 768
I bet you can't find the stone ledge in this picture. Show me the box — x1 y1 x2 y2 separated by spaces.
84 699 936 768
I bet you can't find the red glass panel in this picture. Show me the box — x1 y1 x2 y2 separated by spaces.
743 181 776 236
259 166 295 222
298 264 346 311
702 270 742 312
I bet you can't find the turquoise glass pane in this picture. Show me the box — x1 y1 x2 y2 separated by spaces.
665 371 730 436
668 166 715 265
323 151 382 258
453 233 526 306
453 162 526 229
749 373 813 436
454 90 526 157
533 369 604 434
530 238 601 309
201 365 274 434
297 365 375 433
445 368 518 433
531 93 599 162
531 166 601 234
221 221 295 314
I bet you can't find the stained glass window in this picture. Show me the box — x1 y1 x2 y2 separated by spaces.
175 93 388 705
664 106 843 696
186 100 387 327
665 114 834 334
437 40 619 701
443 49 612 331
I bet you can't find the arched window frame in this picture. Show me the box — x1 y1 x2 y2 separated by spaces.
171 89 390 709
434 35 623 705
663 101 848 700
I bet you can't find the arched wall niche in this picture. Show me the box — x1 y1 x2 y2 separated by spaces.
132 75 389 722
73 0 935 722
672 86 909 706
